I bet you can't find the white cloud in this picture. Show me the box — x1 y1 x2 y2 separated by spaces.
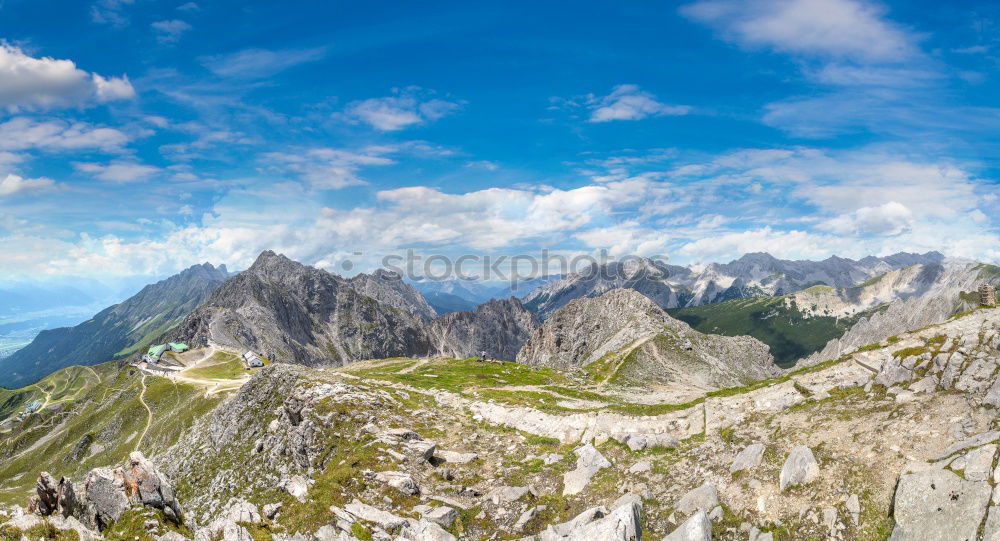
680 0 916 62
91 0 134 26
0 173 54 197
0 118 130 152
820 201 913 236
587 85 691 122
75 161 160 183
262 146 398 189
0 44 135 111
177 2 200 11
341 88 461 131
152 19 192 43
200 47 326 79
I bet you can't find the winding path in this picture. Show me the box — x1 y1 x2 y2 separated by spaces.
134 373 152 454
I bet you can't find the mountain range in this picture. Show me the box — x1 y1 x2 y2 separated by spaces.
523 251 946 319
0 249 989 389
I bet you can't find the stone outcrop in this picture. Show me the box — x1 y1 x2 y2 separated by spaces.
517 289 780 388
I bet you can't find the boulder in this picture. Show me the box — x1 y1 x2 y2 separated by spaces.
226 500 261 524
889 468 991 540
563 444 612 495
537 502 641 541
436 450 478 464
730 443 765 474
779 445 819 491
487 485 534 504
283 475 311 503
122 452 184 524
374 471 420 496
83 467 130 529
344 500 409 530
421 506 457 528
662 509 711 541
675 483 718 515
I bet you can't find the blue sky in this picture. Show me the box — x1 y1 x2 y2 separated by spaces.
0 0 998 282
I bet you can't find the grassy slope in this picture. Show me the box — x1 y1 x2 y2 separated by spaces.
0 361 223 505
668 296 883 368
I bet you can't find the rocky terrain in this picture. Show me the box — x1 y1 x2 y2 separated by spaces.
4 304 1000 540
1 263 230 389
427 298 540 361
522 252 944 319
517 289 780 390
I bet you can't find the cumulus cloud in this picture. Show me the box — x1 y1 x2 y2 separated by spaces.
680 0 916 62
820 201 913 236
0 44 135 111
74 161 160 183
0 118 130 152
587 85 691 122
341 88 461 131
0 173 54 197
151 19 192 43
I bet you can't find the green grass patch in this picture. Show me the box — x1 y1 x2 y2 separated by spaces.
184 352 248 380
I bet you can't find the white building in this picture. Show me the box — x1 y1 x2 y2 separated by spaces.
242 350 264 368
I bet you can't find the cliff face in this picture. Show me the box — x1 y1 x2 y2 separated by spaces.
348 269 438 322
517 289 780 389
175 251 433 366
427 297 540 361
1 263 229 388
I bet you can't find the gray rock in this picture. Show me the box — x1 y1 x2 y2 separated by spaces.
422 506 457 528
83 467 129 529
629 461 652 474
889 468 991 541
487 486 535 504
779 445 819 491
935 431 1000 461
662 509 711 541
374 471 420 496
730 443 765 474
262 503 282 520
538 502 642 541
283 476 311 503
344 499 409 530
675 483 719 515
845 493 860 525
964 444 997 481
563 444 612 495
397 519 457 541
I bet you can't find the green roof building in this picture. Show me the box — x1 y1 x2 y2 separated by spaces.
168 343 190 353
148 344 168 358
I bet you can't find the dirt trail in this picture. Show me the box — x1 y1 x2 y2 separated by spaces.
134 373 152 454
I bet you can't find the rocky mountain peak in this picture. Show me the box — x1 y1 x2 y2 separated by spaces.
518 288 779 388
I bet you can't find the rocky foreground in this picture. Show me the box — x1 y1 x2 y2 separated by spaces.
4 307 1000 540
